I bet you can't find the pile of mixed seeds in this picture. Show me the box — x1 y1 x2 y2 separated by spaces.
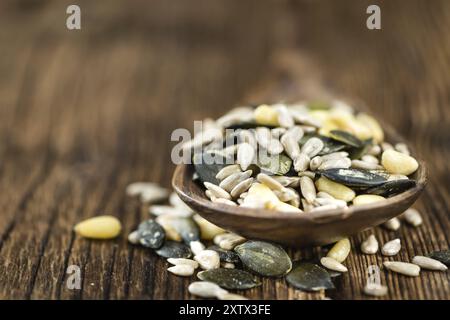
74 183 448 299
72 100 449 299
184 101 421 212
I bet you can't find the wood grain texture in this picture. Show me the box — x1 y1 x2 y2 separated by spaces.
0 0 448 300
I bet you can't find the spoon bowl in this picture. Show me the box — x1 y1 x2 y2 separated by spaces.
172 160 427 247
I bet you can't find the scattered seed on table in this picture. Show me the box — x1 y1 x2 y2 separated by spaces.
327 238 351 263
320 257 348 273
74 215 122 240
188 281 227 298
364 283 388 297
194 250 220 270
401 208 423 227
190 240 206 255
383 217 401 231
361 234 379 254
168 265 195 277
382 239 401 256
167 258 199 269
383 261 420 277
412 256 447 271
127 230 140 244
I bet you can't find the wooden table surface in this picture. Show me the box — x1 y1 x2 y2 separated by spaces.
0 0 448 300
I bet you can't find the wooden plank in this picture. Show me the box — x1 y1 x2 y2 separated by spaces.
0 0 448 300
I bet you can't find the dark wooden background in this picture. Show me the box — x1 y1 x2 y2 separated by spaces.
0 0 448 299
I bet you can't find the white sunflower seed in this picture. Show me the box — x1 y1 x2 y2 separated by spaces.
214 233 246 250
237 142 255 171
167 265 195 277
271 176 300 188
212 197 237 206
351 160 384 170
383 261 420 276
284 126 304 141
412 256 448 271
383 217 401 231
319 157 352 170
271 127 287 139
395 143 410 155
280 134 301 159
127 230 140 244
230 178 254 198
301 137 324 158
381 238 401 256
190 240 206 256
320 257 348 272
294 153 310 172
194 250 220 270
275 104 295 128
256 127 283 155
257 173 284 191
149 205 192 218
301 199 314 212
321 152 349 161
219 170 252 192
221 262 235 269
274 187 298 202
204 182 232 200
300 176 316 204
290 109 321 127
140 186 170 204
205 190 215 200
381 142 394 152
167 258 199 269
387 174 409 181
364 283 388 297
216 107 254 127
361 154 379 164
401 208 423 227
238 129 257 146
361 234 379 254
188 281 227 298
367 144 382 156
309 156 323 171
314 197 347 208
310 204 339 212
297 170 315 179
215 164 242 181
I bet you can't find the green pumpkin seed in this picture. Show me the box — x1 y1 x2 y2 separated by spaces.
197 268 261 290
234 241 292 277
137 219 165 249
319 168 387 187
208 245 241 263
365 179 416 197
170 217 200 244
257 152 292 175
329 130 363 148
286 262 335 291
427 250 450 266
349 138 373 159
193 151 234 185
155 241 192 259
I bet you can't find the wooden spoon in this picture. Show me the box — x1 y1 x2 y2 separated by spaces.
171 52 427 247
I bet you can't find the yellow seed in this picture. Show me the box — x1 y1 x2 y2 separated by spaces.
315 177 355 202
156 215 182 241
381 149 419 175
327 238 351 263
247 183 279 206
253 105 279 126
329 112 372 140
271 201 303 213
193 214 226 240
353 195 386 206
74 215 121 239
356 113 384 143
